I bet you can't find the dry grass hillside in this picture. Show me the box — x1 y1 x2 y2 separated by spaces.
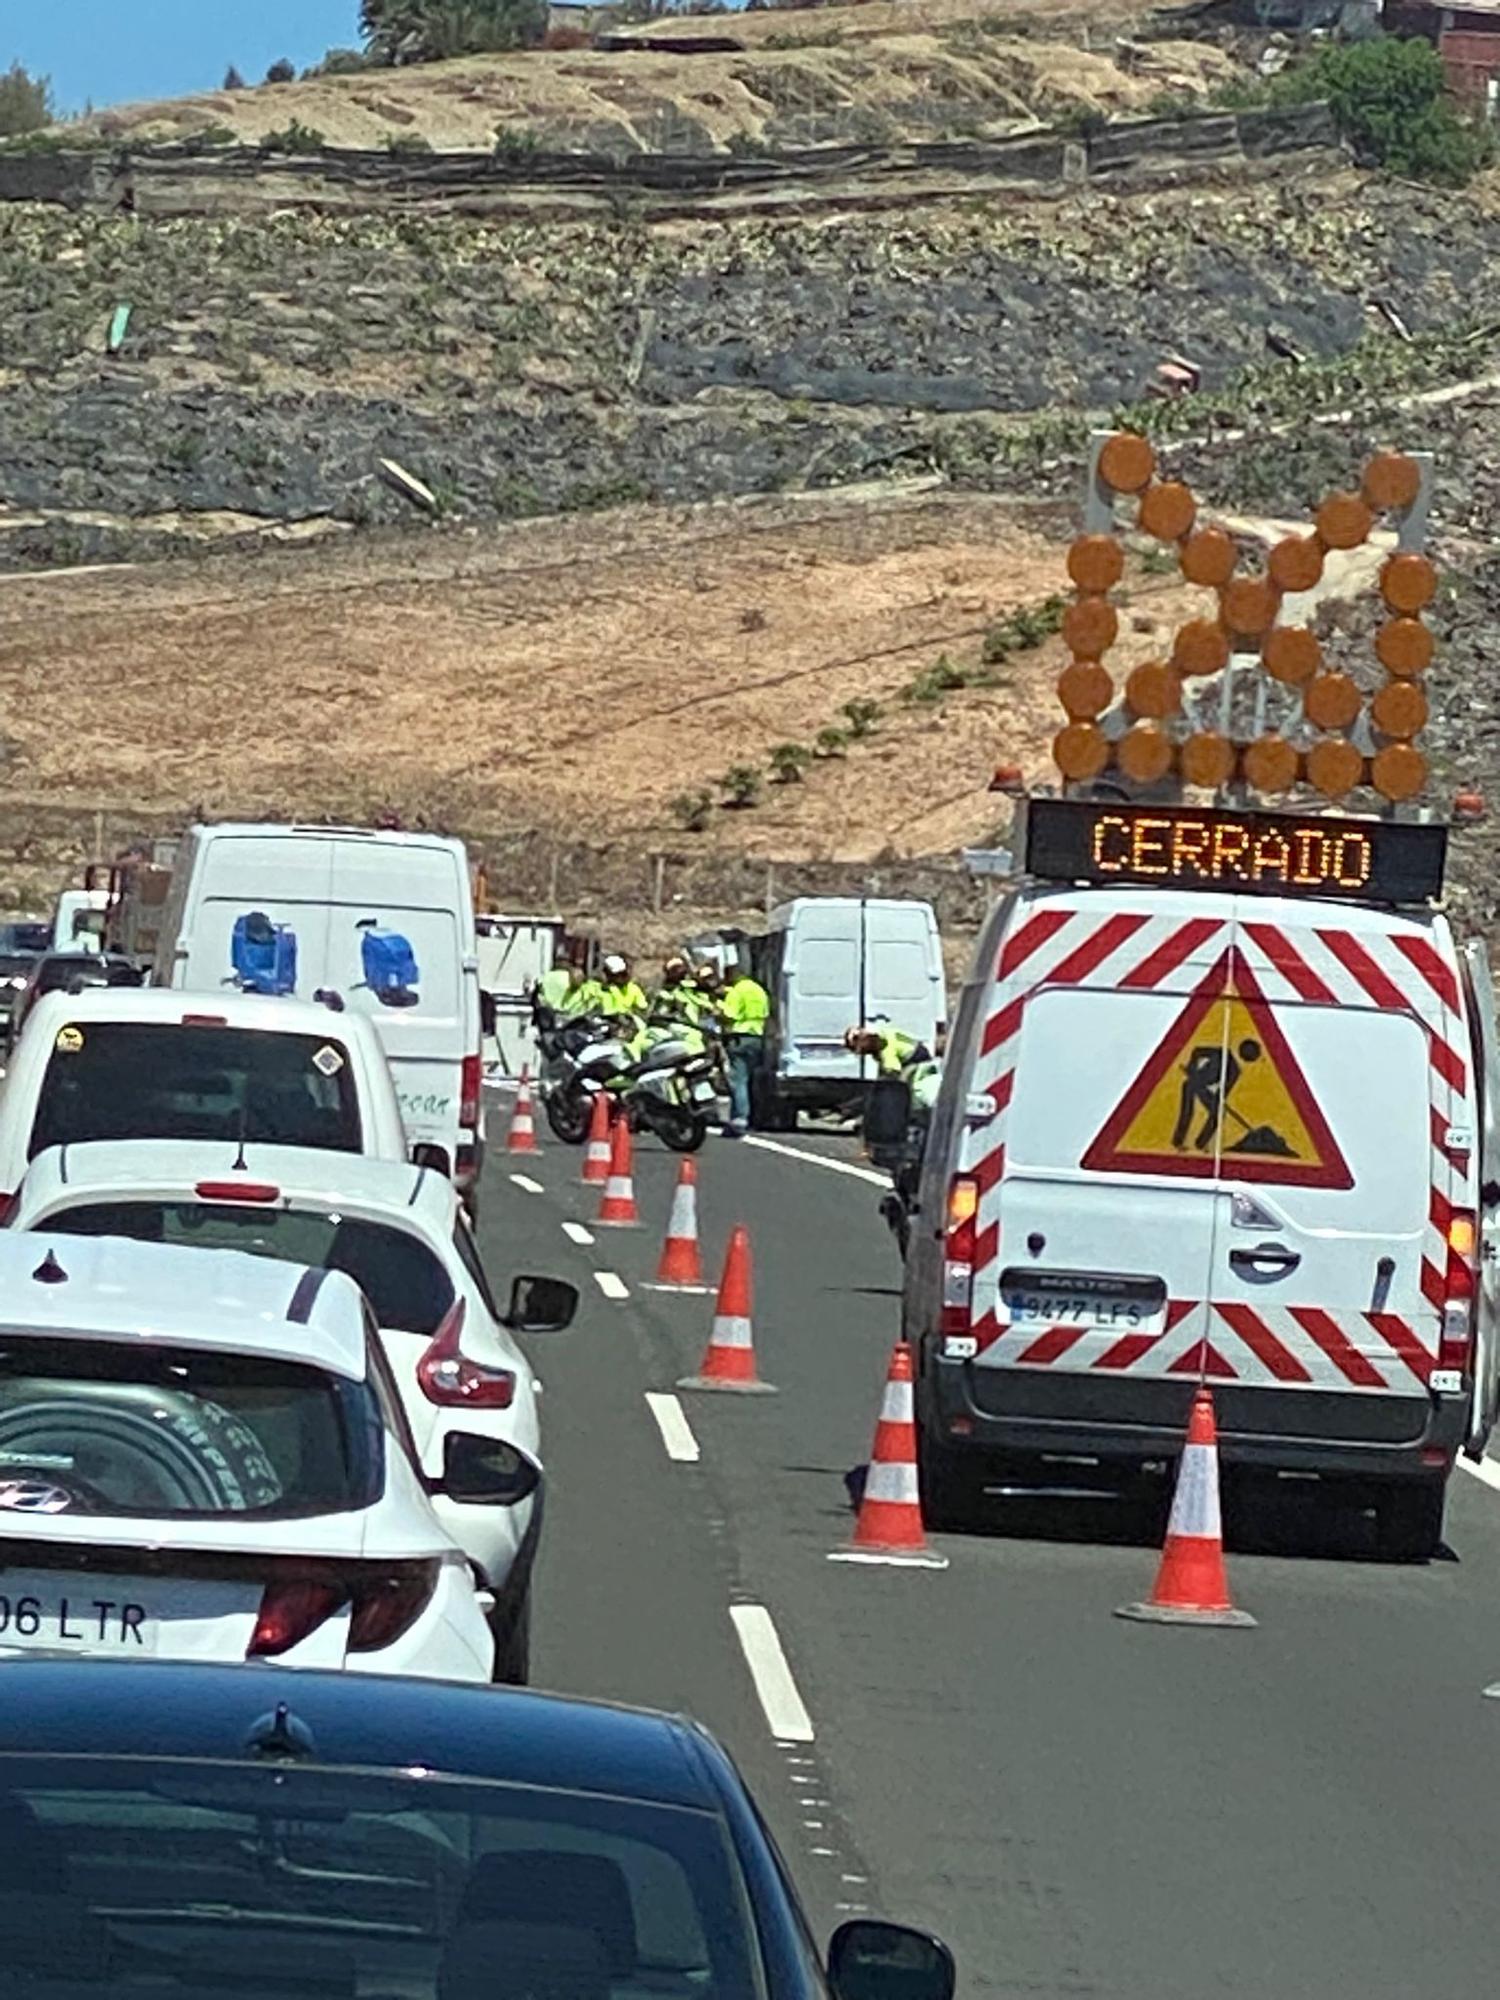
60 0 1238 155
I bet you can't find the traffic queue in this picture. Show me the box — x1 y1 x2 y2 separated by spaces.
0 820 960 2000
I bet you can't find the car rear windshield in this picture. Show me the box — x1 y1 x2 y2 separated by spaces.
44 1203 456 1336
0 1761 765 2000
29 1024 363 1160
0 1337 377 1520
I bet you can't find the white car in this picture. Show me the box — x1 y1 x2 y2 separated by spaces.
11 1141 575 1682
0 987 410 1218
0 1232 519 1680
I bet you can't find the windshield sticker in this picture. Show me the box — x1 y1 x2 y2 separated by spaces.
55 1026 84 1054
311 1044 345 1077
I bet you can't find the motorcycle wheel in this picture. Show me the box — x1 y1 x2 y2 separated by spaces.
544 1089 590 1145
651 1103 707 1153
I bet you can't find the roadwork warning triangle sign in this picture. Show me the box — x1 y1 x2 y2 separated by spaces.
1082 953 1352 1188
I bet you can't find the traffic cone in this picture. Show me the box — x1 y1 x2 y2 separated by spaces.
581 1093 612 1185
596 1115 640 1227
1116 1387 1256 1627
651 1158 707 1288
678 1227 776 1394
829 1342 948 1569
506 1068 540 1154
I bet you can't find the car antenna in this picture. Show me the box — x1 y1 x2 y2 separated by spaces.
244 1701 316 1762
231 1104 249 1173
32 1249 68 1286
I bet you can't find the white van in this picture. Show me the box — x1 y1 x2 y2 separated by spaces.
0 986 409 1216
753 897 945 1127
153 824 485 1204
893 798 1500 1560
51 886 108 955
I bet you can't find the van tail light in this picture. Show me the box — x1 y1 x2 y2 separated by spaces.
1439 1209 1478 1375
348 1561 439 1653
460 1054 481 1130
0 1191 16 1227
247 1578 346 1658
940 1174 979 1337
416 1298 516 1410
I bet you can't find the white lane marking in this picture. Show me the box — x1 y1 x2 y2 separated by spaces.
1458 1455 1500 1492
730 1604 815 1744
742 1135 886 1187
594 1271 630 1301
562 1221 595 1246
509 1173 545 1194
644 1392 701 1464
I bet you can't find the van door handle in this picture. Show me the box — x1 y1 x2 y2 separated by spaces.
1229 1243 1301 1281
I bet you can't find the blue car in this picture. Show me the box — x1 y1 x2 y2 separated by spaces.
0 1661 956 2000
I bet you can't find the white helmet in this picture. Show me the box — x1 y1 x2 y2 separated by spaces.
602 953 628 979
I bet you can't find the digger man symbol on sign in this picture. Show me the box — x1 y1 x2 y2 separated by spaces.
1170 1036 1296 1160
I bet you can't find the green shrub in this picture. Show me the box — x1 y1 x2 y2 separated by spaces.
494 124 542 160
814 727 849 759
259 120 327 154
385 130 435 155
720 764 763 808
1260 35 1490 186
901 655 968 704
841 696 881 738
670 789 713 832
769 742 812 782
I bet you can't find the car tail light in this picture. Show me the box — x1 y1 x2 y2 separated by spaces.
940 1174 979 1337
348 1561 440 1653
461 1054 481 1129
0 1191 16 1227
195 1181 280 1204
1438 1208 1477 1375
247 1578 346 1658
180 1013 229 1028
416 1298 516 1409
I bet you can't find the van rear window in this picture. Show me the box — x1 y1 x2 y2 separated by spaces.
29 1025 363 1160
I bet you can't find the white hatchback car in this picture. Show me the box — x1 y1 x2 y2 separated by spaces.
0 1233 518 1679
11 1141 575 1682
0 988 410 1218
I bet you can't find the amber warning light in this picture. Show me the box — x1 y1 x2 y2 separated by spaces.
1023 799 1446 904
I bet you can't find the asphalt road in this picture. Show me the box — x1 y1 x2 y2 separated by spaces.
476 1105 1500 2000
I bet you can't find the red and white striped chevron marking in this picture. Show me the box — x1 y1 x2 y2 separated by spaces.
959 903 1476 1392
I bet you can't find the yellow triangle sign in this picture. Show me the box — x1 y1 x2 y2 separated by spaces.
1081 952 1352 1188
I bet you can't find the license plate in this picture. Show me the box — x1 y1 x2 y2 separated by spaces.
1004 1292 1148 1328
691 1079 718 1104
0 1574 157 1654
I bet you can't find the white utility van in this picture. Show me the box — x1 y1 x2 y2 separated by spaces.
51 886 108 955
891 797 1500 1560
752 896 945 1127
152 824 486 1205
477 912 565 1081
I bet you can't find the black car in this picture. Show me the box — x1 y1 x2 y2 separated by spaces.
9 951 144 1041
0 1660 955 2000
0 921 53 956
0 950 40 1034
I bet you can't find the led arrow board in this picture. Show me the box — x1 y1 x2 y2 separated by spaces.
1023 799 1447 904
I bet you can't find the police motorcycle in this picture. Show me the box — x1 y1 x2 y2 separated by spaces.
536 1000 722 1153
861 1053 941 1260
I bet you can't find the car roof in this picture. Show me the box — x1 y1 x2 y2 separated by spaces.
19 986 379 1039
192 821 466 859
0 1661 724 1810
24 1139 454 1228
0 1232 368 1379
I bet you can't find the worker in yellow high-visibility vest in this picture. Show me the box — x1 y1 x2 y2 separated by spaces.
714 962 770 1137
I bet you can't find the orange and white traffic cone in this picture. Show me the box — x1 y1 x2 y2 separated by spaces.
830 1342 948 1569
1116 1387 1255 1627
580 1092 612 1185
595 1115 640 1227
650 1157 708 1289
506 1067 540 1154
678 1226 776 1394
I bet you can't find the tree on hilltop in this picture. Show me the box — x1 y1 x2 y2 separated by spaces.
0 61 53 137
361 0 547 62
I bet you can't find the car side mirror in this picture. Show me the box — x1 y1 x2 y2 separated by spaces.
863 1077 913 1150
480 992 497 1037
828 1921 955 2000
506 1273 578 1333
439 1434 541 1507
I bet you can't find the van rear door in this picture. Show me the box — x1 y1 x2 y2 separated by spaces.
864 902 944 1051
779 901 863 1085
968 898 1230 1372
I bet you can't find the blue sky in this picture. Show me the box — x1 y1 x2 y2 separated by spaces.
5 1 363 114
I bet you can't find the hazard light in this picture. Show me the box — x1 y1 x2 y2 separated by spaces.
940 1174 979 1341
1448 1214 1476 1259
947 1177 979 1229
195 1180 280 1204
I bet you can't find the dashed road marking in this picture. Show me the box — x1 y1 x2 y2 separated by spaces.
742 1135 887 1187
644 1392 701 1464
730 1604 814 1744
594 1271 630 1301
509 1173 545 1194
562 1222 595 1246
